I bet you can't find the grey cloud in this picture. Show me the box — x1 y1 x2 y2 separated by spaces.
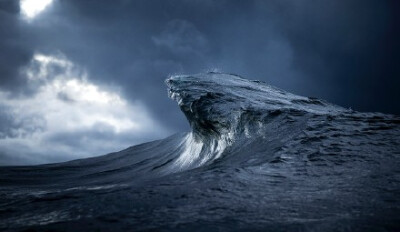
0 105 46 139
56 91 75 103
45 123 152 150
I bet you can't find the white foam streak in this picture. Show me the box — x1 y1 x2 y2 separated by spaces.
172 132 230 170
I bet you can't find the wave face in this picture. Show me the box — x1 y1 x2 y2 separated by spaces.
1 72 400 231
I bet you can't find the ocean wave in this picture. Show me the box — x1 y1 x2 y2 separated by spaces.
1 72 399 231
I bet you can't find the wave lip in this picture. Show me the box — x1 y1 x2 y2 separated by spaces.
167 72 345 140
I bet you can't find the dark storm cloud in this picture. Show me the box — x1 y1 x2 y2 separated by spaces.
261 0 400 112
0 0 399 164
0 0 33 93
34 0 398 115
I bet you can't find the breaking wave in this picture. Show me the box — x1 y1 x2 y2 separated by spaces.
1 72 399 231
164 72 346 170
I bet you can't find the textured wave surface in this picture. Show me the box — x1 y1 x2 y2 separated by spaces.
1 73 399 231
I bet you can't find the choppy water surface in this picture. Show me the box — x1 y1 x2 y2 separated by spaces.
1 73 399 231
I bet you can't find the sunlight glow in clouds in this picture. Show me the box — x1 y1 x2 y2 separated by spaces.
0 53 169 165
20 0 53 19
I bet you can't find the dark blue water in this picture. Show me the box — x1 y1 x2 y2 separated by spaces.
1 73 399 231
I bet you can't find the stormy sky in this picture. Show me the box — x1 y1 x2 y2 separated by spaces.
0 0 398 165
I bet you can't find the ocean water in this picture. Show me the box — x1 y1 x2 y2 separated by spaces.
0 73 399 231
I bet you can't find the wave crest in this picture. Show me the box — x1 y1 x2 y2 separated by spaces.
165 72 348 168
